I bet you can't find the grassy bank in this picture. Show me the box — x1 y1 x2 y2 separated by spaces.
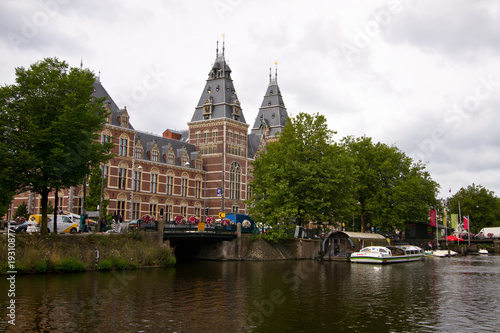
1 232 176 274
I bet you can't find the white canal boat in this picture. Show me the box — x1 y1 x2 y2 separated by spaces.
426 249 458 257
350 245 424 264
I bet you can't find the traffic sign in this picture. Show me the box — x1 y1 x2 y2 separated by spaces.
219 212 225 219
217 188 222 197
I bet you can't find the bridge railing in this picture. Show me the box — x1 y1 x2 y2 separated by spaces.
163 223 236 234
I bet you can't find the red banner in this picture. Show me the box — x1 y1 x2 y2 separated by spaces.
463 216 469 230
429 210 437 227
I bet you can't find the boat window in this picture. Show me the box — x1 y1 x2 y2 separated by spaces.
379 248 388 253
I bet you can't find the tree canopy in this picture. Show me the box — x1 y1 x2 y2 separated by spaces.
447 184 500 233
248 116 441 240
343 136 440 232
248 113 355 239
0 57 113 232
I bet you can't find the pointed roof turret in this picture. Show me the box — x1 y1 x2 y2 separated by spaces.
251 62 287 138
190 41 246 124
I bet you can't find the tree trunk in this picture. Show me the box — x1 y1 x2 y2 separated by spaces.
360 210 366 233
53 189 59 234
40 188 49 234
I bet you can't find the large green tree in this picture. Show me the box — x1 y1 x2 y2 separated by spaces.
248 112 355 239
0 57 113 233
343 136 439 232
447 184 500 233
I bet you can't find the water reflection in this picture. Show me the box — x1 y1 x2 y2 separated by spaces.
1 256 500 332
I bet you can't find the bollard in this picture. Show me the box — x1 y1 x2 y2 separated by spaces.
95 247 99 269
158 218 164 245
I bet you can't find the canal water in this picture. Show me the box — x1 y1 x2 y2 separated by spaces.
2 255 500 332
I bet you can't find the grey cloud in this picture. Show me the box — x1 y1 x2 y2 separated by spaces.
385 0 500 60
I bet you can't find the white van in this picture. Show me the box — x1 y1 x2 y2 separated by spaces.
27 214 79 233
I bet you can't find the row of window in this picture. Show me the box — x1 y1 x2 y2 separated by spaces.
115 168 203 198
195 130 246 145
228 144 245 157
109 133 200 169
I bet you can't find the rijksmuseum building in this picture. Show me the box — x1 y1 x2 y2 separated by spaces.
8 45 288 222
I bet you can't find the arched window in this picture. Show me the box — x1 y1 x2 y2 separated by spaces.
229 162 241 200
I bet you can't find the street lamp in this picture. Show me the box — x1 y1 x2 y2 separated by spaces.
98 164 105 231
131 165 142 221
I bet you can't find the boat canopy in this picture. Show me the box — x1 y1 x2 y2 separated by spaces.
322 231 389 255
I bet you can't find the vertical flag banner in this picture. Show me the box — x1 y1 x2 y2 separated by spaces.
443 211 447 228
463 216 469 230
451 214 458 229
429 210 437 227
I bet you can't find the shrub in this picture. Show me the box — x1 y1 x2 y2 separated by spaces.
55 257 86 272
35 261 48 273
115 259 128 269
97 259 113 270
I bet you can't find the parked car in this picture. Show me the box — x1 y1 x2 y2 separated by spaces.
129 219 141 230
27 215 79 233
9 221 31 233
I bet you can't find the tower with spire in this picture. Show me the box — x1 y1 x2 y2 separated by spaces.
188 40 250 215
248 62 288 158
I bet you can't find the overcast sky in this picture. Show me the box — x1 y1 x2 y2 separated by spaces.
2 0 499 199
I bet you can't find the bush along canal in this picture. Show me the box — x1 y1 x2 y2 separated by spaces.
0 232 176 274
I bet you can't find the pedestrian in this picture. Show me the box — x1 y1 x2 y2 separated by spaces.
100 218 106 232
82 218 89 233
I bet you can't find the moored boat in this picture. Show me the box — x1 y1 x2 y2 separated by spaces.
350 245 424 264
427 250 458 257
479 248 488 255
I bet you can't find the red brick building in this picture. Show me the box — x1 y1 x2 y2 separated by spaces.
7 45 288 223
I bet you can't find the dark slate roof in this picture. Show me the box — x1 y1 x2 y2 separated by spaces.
93 81 134 130
251 77 288 138
178 129 189 142
190 53 247 124
247 133 262 159
93 81 197 168
135 130 198 168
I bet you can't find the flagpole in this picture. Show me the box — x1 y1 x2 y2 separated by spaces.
458 201 461 246
468 215 471 247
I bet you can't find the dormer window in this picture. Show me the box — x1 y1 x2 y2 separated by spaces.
122 115 128 128
134 147 142 159
167 153 174 165
151 149 159 162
